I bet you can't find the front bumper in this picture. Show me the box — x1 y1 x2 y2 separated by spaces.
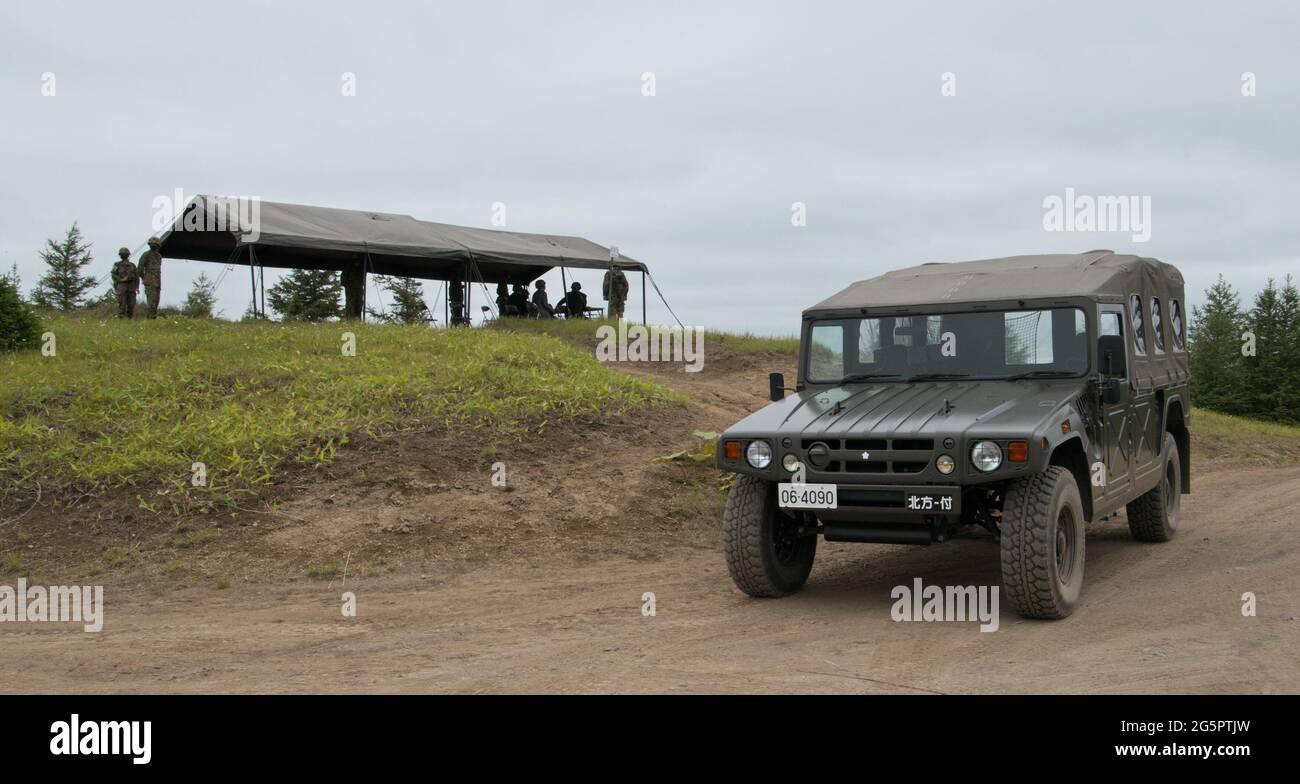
803 483 963 524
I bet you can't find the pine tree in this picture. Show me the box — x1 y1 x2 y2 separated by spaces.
1278 276 1300 423
1188 275 1246 415
367 276 429 324
1241 276 1300 424
182 273 220 318
0 274 43 351
31 223 99 311
265 269 342 322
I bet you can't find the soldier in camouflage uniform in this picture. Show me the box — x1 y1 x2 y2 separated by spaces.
112 247 140 319
602 266 630 320
137 236 164 319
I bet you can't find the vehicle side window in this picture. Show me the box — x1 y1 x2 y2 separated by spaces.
858 320 881 363
1129 294 1146 355
1099 311 1122 337
809 323 845 380
1150 297 1165 353
1098 311 1126 378
1169 299 1185 350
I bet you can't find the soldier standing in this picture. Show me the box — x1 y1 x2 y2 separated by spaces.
602 266 629 320
137 236 164 319
112 248 140 319
449 279 466 325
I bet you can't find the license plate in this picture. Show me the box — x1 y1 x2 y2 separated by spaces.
904 491 958 513
778 483 837 509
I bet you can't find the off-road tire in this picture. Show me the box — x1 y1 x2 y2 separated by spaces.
723 475 817 597
1126 432 1181 542
1000 466 1086 619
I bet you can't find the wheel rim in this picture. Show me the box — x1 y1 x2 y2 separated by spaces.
1055 506 1078 582
772 512 802 566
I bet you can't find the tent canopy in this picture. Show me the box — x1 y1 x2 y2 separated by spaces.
157 195 646 285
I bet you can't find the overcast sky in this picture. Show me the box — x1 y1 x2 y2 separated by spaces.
2 0 1296 333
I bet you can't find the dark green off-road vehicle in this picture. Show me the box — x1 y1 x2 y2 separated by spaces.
717 252 1190 618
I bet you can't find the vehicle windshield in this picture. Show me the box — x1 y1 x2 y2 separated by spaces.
806 307 1088 384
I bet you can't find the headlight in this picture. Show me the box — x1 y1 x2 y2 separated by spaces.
781 453 802 472
746 440 773 469
935 454 955 474
970 441 1002 472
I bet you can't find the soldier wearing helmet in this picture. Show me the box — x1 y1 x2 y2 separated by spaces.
111 247 140 319
137 236 164 319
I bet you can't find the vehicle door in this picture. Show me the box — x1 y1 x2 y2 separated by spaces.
1096 305 1135 502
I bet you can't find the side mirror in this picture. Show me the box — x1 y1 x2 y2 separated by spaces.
1097 334 1127 378
1102 377 1122 405
769 372 786 402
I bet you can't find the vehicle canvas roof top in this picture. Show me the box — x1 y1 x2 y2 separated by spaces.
806 252 1185 314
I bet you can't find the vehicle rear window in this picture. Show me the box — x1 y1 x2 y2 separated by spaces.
1170 299 1184 350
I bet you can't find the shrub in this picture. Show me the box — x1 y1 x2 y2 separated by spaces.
0 277 42 352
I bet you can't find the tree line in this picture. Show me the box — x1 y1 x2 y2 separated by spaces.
1189 274 1300 424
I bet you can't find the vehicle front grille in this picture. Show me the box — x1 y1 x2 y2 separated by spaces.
801 436 938 478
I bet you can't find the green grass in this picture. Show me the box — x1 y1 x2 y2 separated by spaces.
1192 407 1300 463
1 315 682 502
488 317 799 355
1193 407 1300 440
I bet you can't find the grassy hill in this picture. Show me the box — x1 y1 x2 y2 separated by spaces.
0 315 682 509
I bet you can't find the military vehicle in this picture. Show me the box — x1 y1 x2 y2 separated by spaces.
717 252 1190 618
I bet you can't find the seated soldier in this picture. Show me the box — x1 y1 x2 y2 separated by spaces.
556 281 588 318
508 284 529 316
531 280 555 318
495 283 509 316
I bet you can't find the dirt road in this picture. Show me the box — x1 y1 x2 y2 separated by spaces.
2 354 1297 693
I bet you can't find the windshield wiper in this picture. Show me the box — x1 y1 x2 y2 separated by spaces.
839 373 904 383
905 372 971 382
1003 370 1078 381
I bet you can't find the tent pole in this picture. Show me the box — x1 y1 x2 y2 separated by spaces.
560 265 568 316
362 252 371 324
641 271 647 325
259 258 265 319
248 246 260 318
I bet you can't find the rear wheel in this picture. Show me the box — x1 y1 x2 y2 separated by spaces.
1126 432 1181 542
723 475 817 597
1000 466 1086 619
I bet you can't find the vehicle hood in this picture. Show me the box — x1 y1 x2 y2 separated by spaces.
726 379 1089 440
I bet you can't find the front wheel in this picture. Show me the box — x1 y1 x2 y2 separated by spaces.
1000 466 1086 619
723 475 817 597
